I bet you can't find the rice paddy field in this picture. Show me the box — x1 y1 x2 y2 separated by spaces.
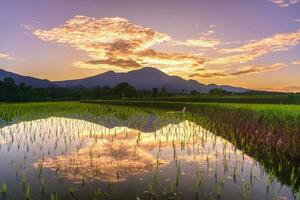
0 102 299 200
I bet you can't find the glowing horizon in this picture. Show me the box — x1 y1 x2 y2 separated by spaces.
0 0 300 92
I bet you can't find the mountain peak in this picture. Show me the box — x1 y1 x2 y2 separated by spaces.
130 67 165 74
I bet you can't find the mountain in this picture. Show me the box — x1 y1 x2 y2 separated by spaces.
55 67 247 93
0 69 53 87
0 67 248 93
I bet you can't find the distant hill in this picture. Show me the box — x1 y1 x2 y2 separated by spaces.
0 69 53 87
0 67 248 93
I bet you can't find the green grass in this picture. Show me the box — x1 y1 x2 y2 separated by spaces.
124 94 300 104
0 101 160 123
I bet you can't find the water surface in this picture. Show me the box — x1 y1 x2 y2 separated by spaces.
0 117 298 199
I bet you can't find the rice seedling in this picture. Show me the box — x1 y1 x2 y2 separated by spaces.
50 192 59 200
1 182 7 199
25 185 31 200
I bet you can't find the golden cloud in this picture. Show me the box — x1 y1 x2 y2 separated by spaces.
210 31 300 65
76 58 142 69
189 72 226 78
269 0 300 7
32 15 205 72
231 63 286 75
30 16 300 79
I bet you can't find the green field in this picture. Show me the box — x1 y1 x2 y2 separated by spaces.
0 101 299 196
122 93 300 104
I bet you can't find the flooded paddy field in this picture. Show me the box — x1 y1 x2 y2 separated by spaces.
0 102 299 200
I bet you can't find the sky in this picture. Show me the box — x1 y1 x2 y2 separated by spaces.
0 0 300 92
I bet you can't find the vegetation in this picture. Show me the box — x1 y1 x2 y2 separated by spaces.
0 78 141 102
124 93 300 104
0 101 299 199
2 77 300 104
83 100 300 160
0 101 157 124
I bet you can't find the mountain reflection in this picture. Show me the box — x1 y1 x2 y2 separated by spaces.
17 117 246 183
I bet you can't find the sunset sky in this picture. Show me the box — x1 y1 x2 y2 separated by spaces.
0 0 300 91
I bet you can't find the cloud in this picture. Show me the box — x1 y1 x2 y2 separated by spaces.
230 63 286 75
189 63 286 79
189 72 226 78
269 0 300 7
278 86 300 92
170 27 221 48
292 60 300 65
261 86 300 92
28 15 298 81
32 15 205 72
0 52 13 60
209 31 300 65
75 58 142 69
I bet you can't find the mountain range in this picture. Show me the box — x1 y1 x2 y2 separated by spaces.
0 67 248 93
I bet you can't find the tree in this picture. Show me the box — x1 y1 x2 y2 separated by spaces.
209 88 232 96
190 90 199 96
152 88 158 97
124 86 137 97
2 78 18 101
114 82 137 98
160 87 168 96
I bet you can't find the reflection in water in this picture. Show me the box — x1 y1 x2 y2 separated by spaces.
0 117 298 200
36 136 168 183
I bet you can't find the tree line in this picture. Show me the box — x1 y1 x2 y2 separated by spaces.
2 77 281 102
0 78 172 102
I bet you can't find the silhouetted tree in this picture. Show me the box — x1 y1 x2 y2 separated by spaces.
113 82 137 98
160 87 168 96
209 88 232 96
190 90 199 95
152 88 158 97
1 78 18 101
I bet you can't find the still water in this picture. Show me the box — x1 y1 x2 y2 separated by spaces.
0 117 298 199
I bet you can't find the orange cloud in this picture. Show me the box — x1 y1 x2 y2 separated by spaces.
210 31 300 65
292 60 300 65
189 63 286 79
260 86 300 92
32 15 205 72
